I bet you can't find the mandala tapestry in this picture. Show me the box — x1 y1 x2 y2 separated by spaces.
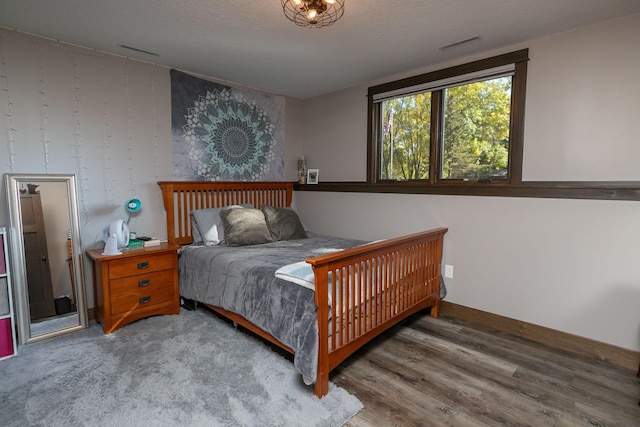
170 70 284 181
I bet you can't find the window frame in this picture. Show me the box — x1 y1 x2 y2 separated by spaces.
367 49 529 187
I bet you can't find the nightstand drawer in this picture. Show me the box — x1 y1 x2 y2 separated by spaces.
108 253 175 279
110 269 174 296
110 285 175 316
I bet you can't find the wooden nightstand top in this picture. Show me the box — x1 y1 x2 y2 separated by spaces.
86 242 181 262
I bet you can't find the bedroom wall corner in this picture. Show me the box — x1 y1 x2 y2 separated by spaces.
284 97 305 182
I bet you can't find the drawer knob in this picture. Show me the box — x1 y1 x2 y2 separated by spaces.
139 296 151 304
138 279 150 287
137 261 149 270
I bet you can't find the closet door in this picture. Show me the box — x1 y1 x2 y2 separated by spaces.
19 193 56 320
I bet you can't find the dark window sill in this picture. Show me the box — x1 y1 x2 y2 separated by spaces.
294 181 640 201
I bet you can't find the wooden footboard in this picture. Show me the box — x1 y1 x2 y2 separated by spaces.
307 227 447 397
157 181 447 398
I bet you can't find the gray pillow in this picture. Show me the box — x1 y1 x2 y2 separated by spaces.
220 208 273 247
190 203 252 246
191 217 204 244
261 205 308 241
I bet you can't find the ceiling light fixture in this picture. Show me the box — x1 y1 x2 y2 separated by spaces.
282 0 345 28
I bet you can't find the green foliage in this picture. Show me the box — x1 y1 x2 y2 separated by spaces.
380 77 512 181
381 93 431 180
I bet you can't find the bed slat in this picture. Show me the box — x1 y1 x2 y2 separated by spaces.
158 181 294 245
307 227 447 396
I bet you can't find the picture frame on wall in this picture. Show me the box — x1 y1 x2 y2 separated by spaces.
307 169 319 184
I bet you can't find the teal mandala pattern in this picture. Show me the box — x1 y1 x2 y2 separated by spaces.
182 88 276 181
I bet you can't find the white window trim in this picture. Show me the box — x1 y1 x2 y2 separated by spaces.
372 64 515 103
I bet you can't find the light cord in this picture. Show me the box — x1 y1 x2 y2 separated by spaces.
100 57 117 219
38 42 51 173
124 62 137 199
0 33 16 172
151 68 162 209
71 53 90 225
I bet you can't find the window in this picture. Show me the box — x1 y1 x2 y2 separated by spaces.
441 76 512 180
368 50 528 186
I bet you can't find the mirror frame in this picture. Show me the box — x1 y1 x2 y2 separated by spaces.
4 173 88 344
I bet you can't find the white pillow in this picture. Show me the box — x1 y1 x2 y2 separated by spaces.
190 203 252 246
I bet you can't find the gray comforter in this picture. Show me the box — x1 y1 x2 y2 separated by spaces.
178 234 365 383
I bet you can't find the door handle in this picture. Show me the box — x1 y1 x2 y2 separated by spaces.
139 296 151 304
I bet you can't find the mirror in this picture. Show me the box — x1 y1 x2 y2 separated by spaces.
4 173 88 344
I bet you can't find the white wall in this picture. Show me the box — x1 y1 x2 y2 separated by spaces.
523 14 640 181
294 13 640 352
0 29 303 307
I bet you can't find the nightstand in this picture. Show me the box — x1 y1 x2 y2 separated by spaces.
86 243 181 333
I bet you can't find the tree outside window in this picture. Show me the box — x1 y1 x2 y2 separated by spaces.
381 93 431 180
379 77 512 182
441 77 512 180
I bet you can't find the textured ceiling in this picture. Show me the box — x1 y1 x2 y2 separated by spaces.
1 0 639 99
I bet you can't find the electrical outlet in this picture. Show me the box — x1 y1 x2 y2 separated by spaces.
444 264 454 279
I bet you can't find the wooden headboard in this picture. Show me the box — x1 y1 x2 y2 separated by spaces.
158 181 295 245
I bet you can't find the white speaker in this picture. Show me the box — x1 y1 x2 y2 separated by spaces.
102 234 120 256
102 220 130 255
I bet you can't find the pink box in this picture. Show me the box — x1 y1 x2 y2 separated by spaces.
0 318 14 358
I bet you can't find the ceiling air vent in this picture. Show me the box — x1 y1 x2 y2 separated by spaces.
118 44 159 57
439 36 480 51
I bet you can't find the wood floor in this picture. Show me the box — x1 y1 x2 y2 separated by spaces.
331 312 640 427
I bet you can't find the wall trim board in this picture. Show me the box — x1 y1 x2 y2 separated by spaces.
440 301 639 372
294 182 640 201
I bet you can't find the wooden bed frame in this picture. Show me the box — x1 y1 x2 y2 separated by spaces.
158 181 447 397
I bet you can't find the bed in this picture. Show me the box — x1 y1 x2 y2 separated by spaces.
158 181 447 398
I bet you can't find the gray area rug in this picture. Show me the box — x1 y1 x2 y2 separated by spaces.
0 309 362 427
30 312 79 336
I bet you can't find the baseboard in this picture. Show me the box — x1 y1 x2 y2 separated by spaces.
440 301 640 372
87 307 95 321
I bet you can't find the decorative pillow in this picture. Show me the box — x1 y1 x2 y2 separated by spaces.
220 208 273 247
190 203 252 246
261 205 308 241
191 216 204 244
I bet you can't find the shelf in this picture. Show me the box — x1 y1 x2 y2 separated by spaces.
0 227 17 360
